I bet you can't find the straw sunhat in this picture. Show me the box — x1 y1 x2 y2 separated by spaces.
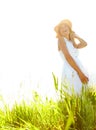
54 19 72 33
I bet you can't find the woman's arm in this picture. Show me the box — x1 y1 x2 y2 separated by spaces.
58 37 89 84
70 32 87 49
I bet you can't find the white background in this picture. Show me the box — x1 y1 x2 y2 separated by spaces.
0 0 96 104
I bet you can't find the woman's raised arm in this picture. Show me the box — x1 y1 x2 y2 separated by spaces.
70 32 87 49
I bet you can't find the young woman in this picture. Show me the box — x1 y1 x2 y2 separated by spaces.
54 19 89 93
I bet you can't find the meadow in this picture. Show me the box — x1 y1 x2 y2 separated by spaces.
0 74 96 130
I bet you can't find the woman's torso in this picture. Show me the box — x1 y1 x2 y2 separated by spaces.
58 37 88 77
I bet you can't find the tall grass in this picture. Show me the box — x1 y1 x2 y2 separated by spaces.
0 74 96 130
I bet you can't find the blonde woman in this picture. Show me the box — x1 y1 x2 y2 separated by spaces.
54 19 89 93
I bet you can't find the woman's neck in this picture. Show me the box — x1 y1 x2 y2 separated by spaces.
64 35 70 40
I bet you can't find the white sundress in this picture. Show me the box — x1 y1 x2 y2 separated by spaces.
59 38 89 94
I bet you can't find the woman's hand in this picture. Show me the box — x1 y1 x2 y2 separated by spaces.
70 32 81 39
78 71 89 84
70 32 79 48
70 32 87 48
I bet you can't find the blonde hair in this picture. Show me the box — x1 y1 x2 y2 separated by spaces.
54 19 73 38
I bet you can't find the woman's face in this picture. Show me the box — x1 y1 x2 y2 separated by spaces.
59 24 70 38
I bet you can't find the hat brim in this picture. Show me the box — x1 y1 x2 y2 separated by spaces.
54 19 72 33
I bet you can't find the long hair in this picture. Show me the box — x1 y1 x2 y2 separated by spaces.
54 19 75 39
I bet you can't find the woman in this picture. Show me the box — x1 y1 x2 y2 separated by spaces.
54 19 89 93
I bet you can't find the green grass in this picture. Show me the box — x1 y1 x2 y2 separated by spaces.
0 75 96 130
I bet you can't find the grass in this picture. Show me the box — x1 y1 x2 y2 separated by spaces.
0 74 96 130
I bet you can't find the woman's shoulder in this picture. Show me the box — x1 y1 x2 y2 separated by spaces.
58 37 68 44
